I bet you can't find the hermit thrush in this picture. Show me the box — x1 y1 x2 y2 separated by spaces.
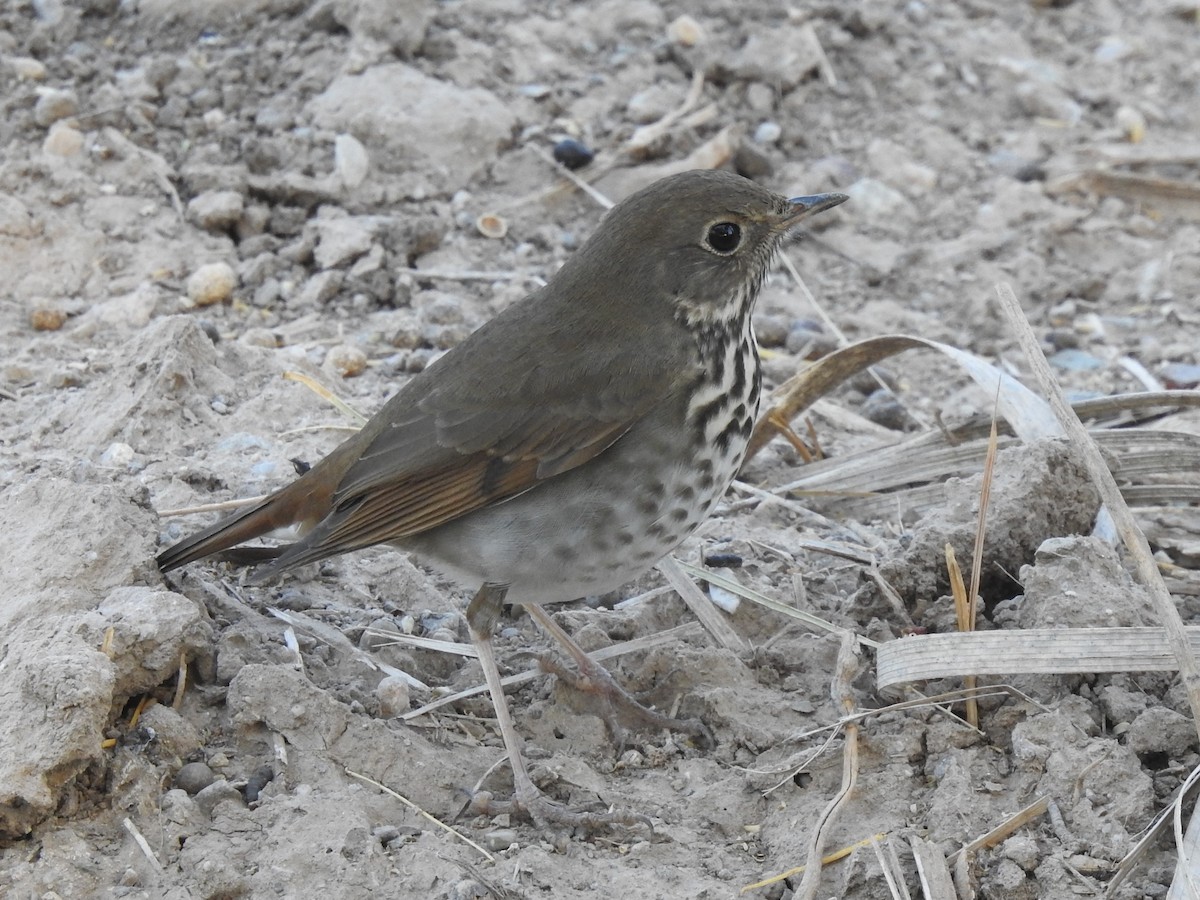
158 169 846 831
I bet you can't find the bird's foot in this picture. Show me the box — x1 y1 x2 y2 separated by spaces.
469 785 653 837
537 653 714 750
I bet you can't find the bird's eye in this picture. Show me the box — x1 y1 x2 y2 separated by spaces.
705 222 742 255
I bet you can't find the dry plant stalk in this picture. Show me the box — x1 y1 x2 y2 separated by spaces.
172 648 187 710
910 835 956 900
996 281 1200 898
876 626 1200 688
995 283 1200 733
871 835 913 900
948 795 1050 867
793 632 862 900
945 545 979 729
344 768 495 862
657 555 749 653
950 409 1000 730
283 370 367 424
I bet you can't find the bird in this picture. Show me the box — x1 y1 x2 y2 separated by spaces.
157 169 847 832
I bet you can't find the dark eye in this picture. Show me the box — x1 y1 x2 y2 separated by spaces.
705 222 741 254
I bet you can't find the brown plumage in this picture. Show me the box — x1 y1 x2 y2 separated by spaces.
157 169 847 831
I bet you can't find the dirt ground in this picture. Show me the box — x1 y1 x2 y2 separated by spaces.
3 1 1200 898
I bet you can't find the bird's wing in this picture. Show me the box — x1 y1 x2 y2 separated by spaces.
269 305 694 568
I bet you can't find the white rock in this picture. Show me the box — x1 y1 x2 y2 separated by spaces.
314 214 376 269
43 122 84 157
9 56 47 80
308 64 517 191
323 344 368 378
0 195 39 237
376 675 411 717
753 121 782 144
334 133 370 189
845 177 909 220
667 13 703 46
187 190 244 232
186 262 237 307
34 88 77 127
99 442 136 467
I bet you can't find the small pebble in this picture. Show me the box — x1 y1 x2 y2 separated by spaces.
186 262 237 307
174 761 217 795
861 389 914 431
239 327 279 348
785 320 836 358
1045 299 1076 326
335 133 370 189
34 88 78 127
484 828 518 851
9 56 47 80
1048 348 1104 371
752 314 789 348
43 122 83 157
552 138 594 170
734 142 773 179
360 617 402 651
99 442 135 467
243 764 275 803
1046 328 1084 348
1115 105 1146 143
753 121 782 144
845 177 907 219
475 213 507 239
707 584 739 613
376 675 411 717
323 343 367 378
390 321 422 349
1094 35 1133 64
1162 362 1200 389
198 319 221 343
187 190 244 232
667 14 703 46
30 307 66 331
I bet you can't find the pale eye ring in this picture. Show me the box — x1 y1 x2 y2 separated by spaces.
705 222 742 254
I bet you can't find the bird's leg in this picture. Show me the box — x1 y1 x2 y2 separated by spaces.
521 602 714 749
465 584 651 835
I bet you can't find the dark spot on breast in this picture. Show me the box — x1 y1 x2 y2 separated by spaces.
692 394 727 434
731 341 746 396
669 508 690 523
714 404 752 451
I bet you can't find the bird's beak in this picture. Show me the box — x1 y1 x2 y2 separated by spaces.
781 192 849 228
